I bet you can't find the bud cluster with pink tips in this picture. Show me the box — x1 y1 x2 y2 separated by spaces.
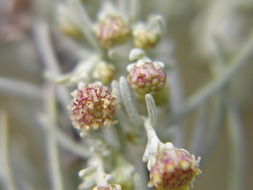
68 83 118 131
148 146 201 190
95 14 130 48
127 58 166 96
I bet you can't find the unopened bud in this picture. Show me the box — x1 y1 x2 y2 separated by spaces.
127 59 166 97
133 15 164 50
133 23 160 50
148 146 201 190
94 14 130 48
93 62 116 85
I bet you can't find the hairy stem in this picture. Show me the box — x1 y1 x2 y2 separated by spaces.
167 62 185 147
45 84 64 190
226 99 244 190
38 115 89 159
145 94 158 127
0 111 17 190
189 103 209 155
34 21 71 109
0 76 42 99
119 76 143 126
68 0 102 53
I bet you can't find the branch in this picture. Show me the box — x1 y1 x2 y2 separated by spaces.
38 115 89 159
145 94 158 126
45 85 64 190
119 76 143 126
33 21 71 111
68 0 102 53
226 99 244 190
0 111 18 190
0 76 42 99
165 32 253 127
167 62 185 147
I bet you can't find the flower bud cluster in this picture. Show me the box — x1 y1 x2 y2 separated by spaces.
148 146 201 190
133 15 164 50
69 83 118 131
127 56 166 96
133 23 160 50
94 14 130 48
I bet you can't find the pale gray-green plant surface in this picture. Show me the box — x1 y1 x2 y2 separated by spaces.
1 0 253 190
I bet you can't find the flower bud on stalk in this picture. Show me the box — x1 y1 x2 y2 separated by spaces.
149 146 201 190
68 83 118 132
133 23 160 50
127 58 166 97
133 15 164 50
94 14 130 48
143 120 201 190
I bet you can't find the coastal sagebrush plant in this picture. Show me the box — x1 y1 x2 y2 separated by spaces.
62 1 202 189
1 0 252 190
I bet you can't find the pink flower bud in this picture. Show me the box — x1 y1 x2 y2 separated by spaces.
149 147 201 190
95 14 130 48
133 23 160 50
69 83 118 131
127 60 166 96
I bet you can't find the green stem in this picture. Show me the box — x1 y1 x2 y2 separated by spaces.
0 111 18 190
129 0 139 21
189 103 209 155
226 99 244 190
0 76 42 99
203 94 226 159
45 84 64 190
34 21 71 110
38 114 89 159
114 123 126 154
69 0 102 54
201 35 228 158
167 63 185 147
117 0 127 17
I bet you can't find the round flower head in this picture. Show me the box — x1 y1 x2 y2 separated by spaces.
149 147 201 190
127 59 166 96
133 23 160 50
95 14 130 48
69 83 118 131
133 15 164 50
